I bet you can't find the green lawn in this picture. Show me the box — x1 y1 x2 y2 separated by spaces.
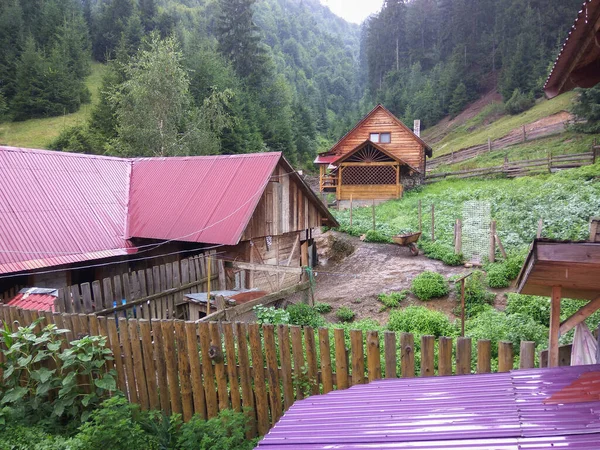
430 91 577 157
0 62 105 149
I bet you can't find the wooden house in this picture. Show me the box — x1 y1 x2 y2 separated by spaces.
0 146 337 297
315 105 432 201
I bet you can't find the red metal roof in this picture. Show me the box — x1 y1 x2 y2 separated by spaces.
6 287 58 312
257 364 600 449
127 153 281 246
314 154 340 165
0 146 133 275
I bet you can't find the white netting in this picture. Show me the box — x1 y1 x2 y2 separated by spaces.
462 201 491 263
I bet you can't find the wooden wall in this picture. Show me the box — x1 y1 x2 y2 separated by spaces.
338 184 402 200
242 163 321 241
331 108 425 172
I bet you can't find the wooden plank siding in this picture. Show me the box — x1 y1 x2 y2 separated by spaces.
331 108 425 172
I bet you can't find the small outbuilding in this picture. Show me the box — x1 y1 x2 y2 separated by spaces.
315 105 432 201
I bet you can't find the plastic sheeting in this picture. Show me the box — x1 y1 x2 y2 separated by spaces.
570 323 598 366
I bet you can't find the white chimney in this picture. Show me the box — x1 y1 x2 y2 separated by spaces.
413 120 421 137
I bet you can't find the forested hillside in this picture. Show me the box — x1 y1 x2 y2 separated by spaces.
361 0 586 128
0 0 361 167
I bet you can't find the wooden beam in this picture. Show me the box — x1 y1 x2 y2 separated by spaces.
225 282 310 320
549 285 561 368
559 295 600 335
233 262 303 275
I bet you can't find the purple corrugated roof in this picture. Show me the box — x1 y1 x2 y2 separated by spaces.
257 365 600 449
127 153 281 246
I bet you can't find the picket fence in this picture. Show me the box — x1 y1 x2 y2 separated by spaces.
0 305 549 437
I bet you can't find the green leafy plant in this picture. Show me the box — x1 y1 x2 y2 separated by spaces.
411 271 449 300
313 302 332 314
335 306 355 323
253 305 290 325
378 290 409 310
177 409 257 450
453 271 495 318
286 303 326 328
388 306 457 337
364 229 391 243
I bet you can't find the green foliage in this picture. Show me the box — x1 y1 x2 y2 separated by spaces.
418 239 464 266
335 306 355 323
313 302 333 314
454 271 495 318
388 306 456 337
504 89 535 115
411 271 449 300
177 409 256 450
253 305 290 325
0 424 72 450
571 86 600 134
364 230 391 243
286 303 326 328
0 319 117 423
484 252 526 288
378 290 409 310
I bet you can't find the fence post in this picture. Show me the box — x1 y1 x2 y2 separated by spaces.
456 337 472 375
522 125 526 142
537 218 543 238
438 337 453 376
350 329 365 385
384 332 397 378
454 219 462 255
334 328 349 389
519 341 535 369
366 331 381 382
421 335 435 377
400 332 415 378
548 151 552 173
489 220 496 263
349 195 353 227
477 339 491 374
431 204 435 242
418 200 422 232
488 137 492 152
372 199 376 231
498 341 513 372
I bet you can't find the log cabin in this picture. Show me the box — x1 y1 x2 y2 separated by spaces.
0 146 337 297
315 104 432 201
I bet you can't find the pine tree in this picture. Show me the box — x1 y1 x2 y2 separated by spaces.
11 36 48 120
449 82 468 117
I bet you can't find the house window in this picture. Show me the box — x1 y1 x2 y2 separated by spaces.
369 132 391 144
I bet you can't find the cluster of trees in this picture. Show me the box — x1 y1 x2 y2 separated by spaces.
1 0 362 167
361 0 585 127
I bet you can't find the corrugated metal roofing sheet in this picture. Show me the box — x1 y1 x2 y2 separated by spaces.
0 146 132 275
127 153 281 246
257 365 600 449
6 287 58 312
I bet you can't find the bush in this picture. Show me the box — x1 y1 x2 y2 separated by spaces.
454 271 495 317
364 230 390 243
0 425 72 450
388 306 456 337
378 290 409 309
419 239 463 266
336 306 355 323
253 305 290 325
314 302 332 314
484 252 525 288
504 89 534 115
286 303 326 328
177 409 256 450
486 264 510 288
411 271 449 300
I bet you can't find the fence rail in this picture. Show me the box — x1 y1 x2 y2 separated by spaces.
426 150 596 182
0 305 555 437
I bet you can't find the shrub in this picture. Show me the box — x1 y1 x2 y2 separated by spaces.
253 305 290 325
314 302 332 314
419 239 463 266
0 425 72 450
411 271 449 300
364 229 390 243
388 306 456 337
454 271 495 318
442 252 464 266
177 409 256 450
336 306 355 323
378 290 409 309
484 252 526 288
486 264 510 288
286 303 326 328
504 89 534 115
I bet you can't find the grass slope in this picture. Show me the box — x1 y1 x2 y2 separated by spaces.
0 62 105 149
430 91 577 157
332 163 600 254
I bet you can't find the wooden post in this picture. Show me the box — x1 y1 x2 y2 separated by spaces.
537 218 543 238
477 340 491 374
418 200 422 232
384 332 397 378
522 125 526 142
420 335 435 377
206 255 211 316
431 204 435 242
372 199 376 231
438 337 453 376
489 220 496 263
596 323 600 364
519 341 535 369
547 151 552 173
456 337 471 375
454 219 462 255
460 278 466 337
215 295 226 312
488 138 492 152
495 234 507 258
349 195 353 227
549 285 561 368
400 333 415 378
498 341 513 372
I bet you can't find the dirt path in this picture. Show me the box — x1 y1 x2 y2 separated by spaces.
313 231 471 325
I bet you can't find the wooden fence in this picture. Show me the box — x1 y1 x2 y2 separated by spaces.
426 150 597 182
427 121 569 170
0 305 545 437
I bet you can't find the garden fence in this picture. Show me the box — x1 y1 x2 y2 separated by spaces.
0 305 568 437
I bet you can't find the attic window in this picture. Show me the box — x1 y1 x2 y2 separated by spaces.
370 132 391 144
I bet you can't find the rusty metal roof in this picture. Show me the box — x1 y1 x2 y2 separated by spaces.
6 287 58 312
0 146 132 275
127 153 281 246
257 365 600 449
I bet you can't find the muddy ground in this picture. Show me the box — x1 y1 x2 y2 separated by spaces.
313 230 510 325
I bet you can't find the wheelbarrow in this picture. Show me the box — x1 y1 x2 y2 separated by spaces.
392 232 421 256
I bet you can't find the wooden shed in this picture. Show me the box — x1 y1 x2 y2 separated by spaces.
315 105 432 201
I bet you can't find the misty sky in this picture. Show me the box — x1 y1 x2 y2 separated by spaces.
320 0 384 24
